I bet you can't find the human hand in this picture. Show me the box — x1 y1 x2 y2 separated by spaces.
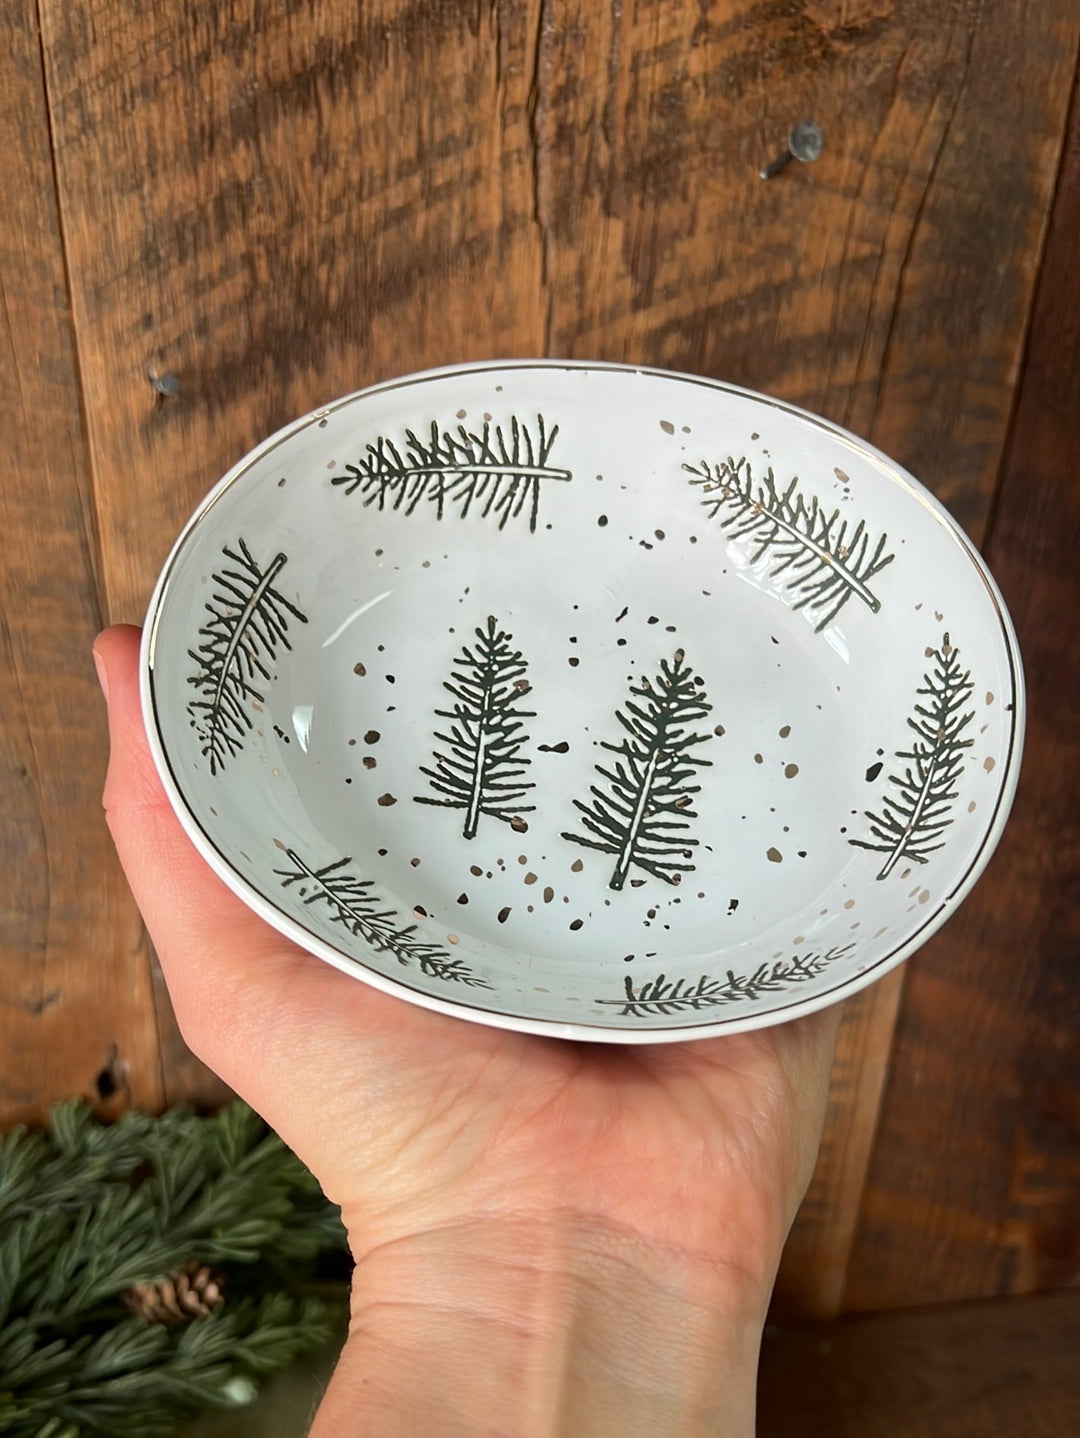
95 623 839 1436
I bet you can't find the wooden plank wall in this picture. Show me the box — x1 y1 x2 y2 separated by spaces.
2 0 1077 1319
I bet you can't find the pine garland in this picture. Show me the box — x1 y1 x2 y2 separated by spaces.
0 1101 349 1437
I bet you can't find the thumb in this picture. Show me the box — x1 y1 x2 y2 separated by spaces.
92 625 336 1068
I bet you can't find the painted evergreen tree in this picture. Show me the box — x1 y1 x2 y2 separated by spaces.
602 945 854 1017
683 455 894 630
333 414 571 532
275 850 489 987
850 633 975 879
186 540 308 775
562 649 714 890
414 616 536 840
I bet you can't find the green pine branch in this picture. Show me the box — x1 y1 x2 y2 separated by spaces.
275 849 491 987
186 540 308 775
600 945 855 1017
415 616 536 839
683 456 894 631
850 633 975 878
562 649 714 890
0 1101 348 1438
333 414 572 532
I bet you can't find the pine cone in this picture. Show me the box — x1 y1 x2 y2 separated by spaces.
123 1261 225 1324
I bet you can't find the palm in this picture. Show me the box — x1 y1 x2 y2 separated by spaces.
173 922 833 1272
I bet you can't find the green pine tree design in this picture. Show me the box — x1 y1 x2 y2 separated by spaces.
600 945 854 1017
683 455 894 630
562 649 714 890
850 633 975 879
333 415 571 532
275 849 489 987
414 616 536 840
186 541 308 775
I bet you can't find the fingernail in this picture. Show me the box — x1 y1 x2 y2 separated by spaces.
93 645 110 703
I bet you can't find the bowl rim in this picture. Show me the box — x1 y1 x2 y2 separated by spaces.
141 358 1026 1043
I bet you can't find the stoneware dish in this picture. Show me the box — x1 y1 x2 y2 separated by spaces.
142 361 1024 1042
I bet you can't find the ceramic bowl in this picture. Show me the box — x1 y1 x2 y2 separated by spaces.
142 362 1024 1042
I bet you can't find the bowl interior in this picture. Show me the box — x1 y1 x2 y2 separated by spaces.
145 363 1022 1039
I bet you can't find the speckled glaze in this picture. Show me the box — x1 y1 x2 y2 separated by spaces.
142 362 1024 1042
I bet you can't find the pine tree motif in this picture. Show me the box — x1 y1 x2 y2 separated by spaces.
414 616 536 840
850 633 976 879
562 649 713 890
275 849 490 987
333 414 572 532
186 540 308 775
600 945 854 1017
683 456 894 630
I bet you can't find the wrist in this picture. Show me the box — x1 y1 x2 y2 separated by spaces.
311 1211 770 1437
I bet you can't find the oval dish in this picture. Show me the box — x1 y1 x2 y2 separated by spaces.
143 362 1024 1042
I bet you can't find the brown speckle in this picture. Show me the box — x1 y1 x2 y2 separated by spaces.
754 753 764 764
363 756 376 770
968 801 977 813
447 934 459 944
779 725 791 738
353 663 366 676
470 865 483 877
767 847 783 863
410 857 421 867
659 419 675 434
364 730 380 744
984 756 996 772
543 886 554 903
413 905 428 918
510 815 529 832
273 837 288 851
784 763 799 779
570 859 584 873
918 889 930 905
569 919 584 931
524 872 538 885
714 724 726 737
834 467 850 483
844 899 855 909
377 793 397 806
497 906 511 923
985 691 995 705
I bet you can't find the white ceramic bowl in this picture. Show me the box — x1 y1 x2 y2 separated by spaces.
143 362 1024 1042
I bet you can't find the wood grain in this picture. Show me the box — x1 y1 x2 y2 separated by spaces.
19 0 1080 1317
844 63 1080 1310
0 0 164 1126
759 1290 1080 1437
